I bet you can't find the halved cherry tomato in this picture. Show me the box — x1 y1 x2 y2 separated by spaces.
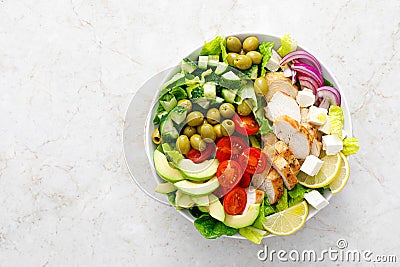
223 186 247 215
186 143 215 163
215 136 248 162
238 147 268 174
216 160 243 189
233 114 259 136
239 172 251 188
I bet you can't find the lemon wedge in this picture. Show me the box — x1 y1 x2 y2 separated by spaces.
329 152 350 194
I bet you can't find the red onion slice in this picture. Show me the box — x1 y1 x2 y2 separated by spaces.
316 86 341 107
292 63 324 87
280 51 322 73
298 75 319 94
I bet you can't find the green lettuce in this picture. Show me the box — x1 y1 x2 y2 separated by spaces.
239 226 267 244
258 42 274 77
277 34 297 57
255 96 273 135
194 214 237 239
274 188 288 212
328 105 344 139
288 184 311 207
342 137 360 155
200 36 227 63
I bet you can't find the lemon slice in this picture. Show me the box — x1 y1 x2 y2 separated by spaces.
262 201 308 236
329 152 350 194
297 153 341 188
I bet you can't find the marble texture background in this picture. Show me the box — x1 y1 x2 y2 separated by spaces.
1 0 399 266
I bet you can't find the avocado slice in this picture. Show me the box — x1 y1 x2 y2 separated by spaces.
191 195 210 206
209 194 225 222
224 204 260 229
174 176 219 196
155 182 176 194
153 150 185 183
175 190 195 208
177 159 219 182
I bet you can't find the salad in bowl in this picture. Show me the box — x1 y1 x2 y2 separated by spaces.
147 34 359 244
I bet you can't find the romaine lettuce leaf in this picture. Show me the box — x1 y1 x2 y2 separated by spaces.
200 36 226 58
259 42 274 77
328 105 344 139
288 184 311 207
277 34 297 57
274 188 288 212
194 214 238 239
342 137 360 155
239 226 267 244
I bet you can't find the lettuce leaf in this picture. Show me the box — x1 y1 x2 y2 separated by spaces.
274 188 288 212
258 42 274 77
342 137 360 155
277 34 297 57
239 226 267 244
328 105 344 139
255 96 273 135
288 184 312 207
194 214 237 239
200 36 226 60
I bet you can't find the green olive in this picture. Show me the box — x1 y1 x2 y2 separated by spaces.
243 36 259 52
227 52 239 66
234 55 252 70
200 123 216 143
177 99 192 112
237 100 253 116
213 124 224 139
221 119 235 136
219 103 235 118
186 111 204 126
206 108 220 124
246 51 262 64
196 119 207 134
183 126 196 138
190 134 206 151
226 36 242 53
239 49 246 55
176 135 190 155
254 77 268 96
152 128 162 145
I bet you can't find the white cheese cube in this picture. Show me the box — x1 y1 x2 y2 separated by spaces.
304 190 329 210
307 106 328 126
198 56 208 69
265 50 281 72
300 155 324 176
296 89 315 107
322 135 343 155
318 117 331 134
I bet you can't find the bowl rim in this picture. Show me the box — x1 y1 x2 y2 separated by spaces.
141 32 352 240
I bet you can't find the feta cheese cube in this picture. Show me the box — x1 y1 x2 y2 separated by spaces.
304 190 329 210
318 117 331 134
307 106 328 126
300 155 324 176
322 135 343 155
198 56 208 69
296 89 315 107
266 50 281 72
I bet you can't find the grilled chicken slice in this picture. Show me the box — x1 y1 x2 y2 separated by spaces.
311 139 322 157
252 168 284 204
261 133 278 147
273 115 311 159
265 91 301 122
264 72 298 102
274 141 301 174
300 108 309 123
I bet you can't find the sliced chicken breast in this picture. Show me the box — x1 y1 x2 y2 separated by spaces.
311 139 322 157
274 141 301 174
252 168 284 205
261 133 278 147
273 115 311 159
300 108 309 123
264 72 298 102
265 91 301 122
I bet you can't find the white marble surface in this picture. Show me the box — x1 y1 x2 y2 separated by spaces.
1 0 400 266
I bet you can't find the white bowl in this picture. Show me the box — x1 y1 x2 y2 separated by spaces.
137 33 352 239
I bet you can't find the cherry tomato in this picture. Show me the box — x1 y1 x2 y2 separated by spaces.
239 172 251 188
215 136 248 162
186 143 215 163
238 147 268 174
223 186 247 215
233 114 259 136
216 160 243 189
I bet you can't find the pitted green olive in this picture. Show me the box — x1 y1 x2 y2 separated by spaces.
226 36 242 53
177 99 192 112
183 126 196 138
206 108 220 125
246 51 262 64
219 103 235 118
152 128 162 145
186 111 204 126
176 135 190 155
221 119 235 136
234 55 252 70
254 77 268 96
200 123 216 143
243 36 259 52
190 134 206 151
237 100 253 116
227 52 239 66
213 124 224 139
196 119 207 134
